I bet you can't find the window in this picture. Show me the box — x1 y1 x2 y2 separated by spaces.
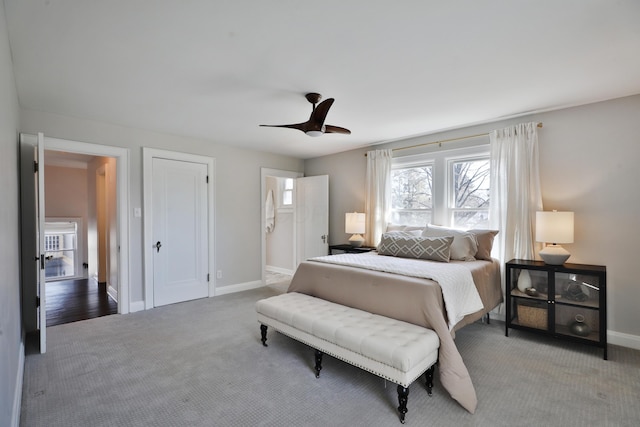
391 164 433 225
391 146 490 229
449 158 490 229
282 178 293 206
44 220 80 280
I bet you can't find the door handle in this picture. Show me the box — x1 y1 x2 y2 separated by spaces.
155 241 162 253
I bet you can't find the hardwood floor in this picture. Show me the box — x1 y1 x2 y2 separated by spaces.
46 278 117 326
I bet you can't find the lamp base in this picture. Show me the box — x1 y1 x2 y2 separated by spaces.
348 234 364 247
539 244 570 265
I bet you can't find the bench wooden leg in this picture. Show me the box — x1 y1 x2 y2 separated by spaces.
397 385 409 424
260 324 268 347
425 365 435 396
314 350 323 378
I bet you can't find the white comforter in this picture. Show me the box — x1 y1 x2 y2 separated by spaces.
309 252 484 330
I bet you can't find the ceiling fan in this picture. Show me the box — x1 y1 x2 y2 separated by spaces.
260 93 351 137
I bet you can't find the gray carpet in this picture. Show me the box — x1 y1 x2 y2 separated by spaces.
21 283 640 427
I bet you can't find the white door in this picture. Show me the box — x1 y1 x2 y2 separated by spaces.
19 132 47 353
152 158 209 306
296 175 329 263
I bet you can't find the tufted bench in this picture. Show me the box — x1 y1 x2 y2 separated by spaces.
256 292 440 424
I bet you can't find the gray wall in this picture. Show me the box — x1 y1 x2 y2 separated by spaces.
0 3 22 426
305 94 640 342
19 109 304 303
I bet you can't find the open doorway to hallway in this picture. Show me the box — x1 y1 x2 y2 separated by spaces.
44 150 119 326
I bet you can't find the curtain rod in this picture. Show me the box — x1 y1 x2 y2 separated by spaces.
365 122 543 156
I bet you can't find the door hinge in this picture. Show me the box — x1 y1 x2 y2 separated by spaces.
206 175 209 184
34 160 39 173
35 296 40 308
207 273 210 282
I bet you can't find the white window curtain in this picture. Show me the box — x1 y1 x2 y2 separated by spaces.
365 149 393 247
489 122 543 265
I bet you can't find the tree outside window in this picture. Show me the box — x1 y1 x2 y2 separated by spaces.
391 165 433 226
450 159 490 229
391 149 490 229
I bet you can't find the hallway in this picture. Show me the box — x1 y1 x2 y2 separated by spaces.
46 278 117 326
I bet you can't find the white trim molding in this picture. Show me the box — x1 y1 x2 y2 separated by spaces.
11 335 25 427
214 280 264 296
609 330 640 351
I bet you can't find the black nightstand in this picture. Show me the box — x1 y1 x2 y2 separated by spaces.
328 244 376 255
505 259 607 359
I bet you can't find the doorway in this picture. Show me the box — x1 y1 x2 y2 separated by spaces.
261 169 303 286
20 134 130 353
261 169 329 286
43 150 120 326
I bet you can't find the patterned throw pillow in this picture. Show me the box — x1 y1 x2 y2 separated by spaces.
378 233 453 262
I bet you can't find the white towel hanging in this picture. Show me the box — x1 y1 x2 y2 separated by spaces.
265 190 275 233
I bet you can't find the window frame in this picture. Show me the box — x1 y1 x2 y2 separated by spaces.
44 218 83 281
446 154 491 229
278 177 294 212
391 144 490 228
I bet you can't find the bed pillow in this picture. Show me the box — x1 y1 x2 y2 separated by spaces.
422 224 478 261
468 229 499 260
385 223 425 236
378 233 453 262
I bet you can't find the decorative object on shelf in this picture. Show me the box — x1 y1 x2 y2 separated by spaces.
568 314 591 337
524 287 539 297
517 300 548 329
564 282 588 302
517 269 532 292
536 210 574 265
345 212 366 247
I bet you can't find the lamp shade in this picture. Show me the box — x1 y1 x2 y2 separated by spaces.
536 211 574 244
345 212 365 234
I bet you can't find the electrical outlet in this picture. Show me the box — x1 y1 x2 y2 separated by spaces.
216 270 222 279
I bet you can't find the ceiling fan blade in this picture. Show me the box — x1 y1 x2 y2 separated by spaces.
324 124 351 135
259 123 306 132
309 98 334 127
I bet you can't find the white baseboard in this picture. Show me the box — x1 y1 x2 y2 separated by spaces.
12 333 25 427
490 311 640 351
214 280 264 296
107 285 118 302
608 330 640 351
265 265 294 276
129 300 145 313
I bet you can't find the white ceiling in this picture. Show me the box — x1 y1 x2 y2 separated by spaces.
5 1 640 159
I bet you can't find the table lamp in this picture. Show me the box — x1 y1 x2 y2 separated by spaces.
536 211 574 265
345 212 365 247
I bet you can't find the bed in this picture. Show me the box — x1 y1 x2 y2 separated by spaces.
286 227 503 414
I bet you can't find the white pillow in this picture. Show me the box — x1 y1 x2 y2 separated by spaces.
422 224 478 261
385 223 426 236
